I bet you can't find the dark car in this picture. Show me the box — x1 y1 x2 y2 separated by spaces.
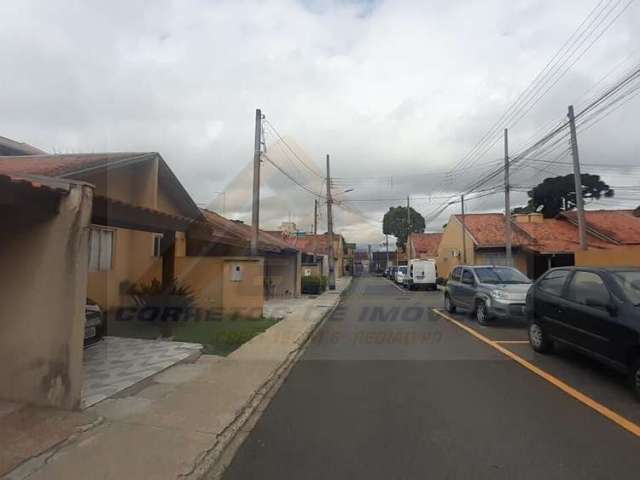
526 267 640 400
84 298 105 347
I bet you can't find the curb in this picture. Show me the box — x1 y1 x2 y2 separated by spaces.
190 278 353 480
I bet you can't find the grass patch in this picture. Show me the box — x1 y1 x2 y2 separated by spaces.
106 312 280 356
173 315 279 356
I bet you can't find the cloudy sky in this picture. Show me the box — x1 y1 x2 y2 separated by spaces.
2 0 640 248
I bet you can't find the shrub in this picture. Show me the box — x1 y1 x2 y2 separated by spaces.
127 278 196 337
302 275 326 294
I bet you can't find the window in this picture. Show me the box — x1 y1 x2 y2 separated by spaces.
567 271 610 307
475 267 531 285
461 270 474 285
153 234 163 257
538 269 570 295
612 270 640 306
89 227 114 272
450 267 461 282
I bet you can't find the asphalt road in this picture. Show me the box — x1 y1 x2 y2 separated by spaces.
223 276 640 480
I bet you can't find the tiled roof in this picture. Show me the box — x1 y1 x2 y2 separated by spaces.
562 210 640 245
516 218 611 253
284 234 336 255
0 153 155 177
0 136 46 156
0 152 203 220
453 213 533 247
409 232 442 257
201 210 297 254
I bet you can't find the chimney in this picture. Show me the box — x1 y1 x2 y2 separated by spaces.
513 213 543 224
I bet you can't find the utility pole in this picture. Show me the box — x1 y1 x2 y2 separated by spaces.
326 154 336 290
250 108 262 256
406 196 410 259
385 234 389 268
313 199 318 235
461 194 467 264
568 105 587 250
504 128 512 266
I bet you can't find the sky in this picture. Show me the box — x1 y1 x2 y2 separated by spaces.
1 0 640 249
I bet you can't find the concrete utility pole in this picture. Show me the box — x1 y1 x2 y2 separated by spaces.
568 105 588 250
385 234 389 267
251 108 262 256
504 128 512 266
326 154 336 290
461 194 467 264
406 196 410 258
313 199 318 235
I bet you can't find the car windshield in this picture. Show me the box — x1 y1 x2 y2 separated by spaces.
612 271 640 305
474 267 531 284
398 267 407 274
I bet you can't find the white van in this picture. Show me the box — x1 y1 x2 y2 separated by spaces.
404 259 437 290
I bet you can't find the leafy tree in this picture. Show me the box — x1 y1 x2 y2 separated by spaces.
515 173 614 218
382 206 425 251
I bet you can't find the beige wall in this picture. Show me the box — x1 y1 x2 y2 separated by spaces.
437 217 476 278
222 259 264 317
140 256 264 317
0 185 92 409
83 159 188 310
576 245 640 267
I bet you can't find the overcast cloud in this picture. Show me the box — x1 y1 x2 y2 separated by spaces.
1 0 639 248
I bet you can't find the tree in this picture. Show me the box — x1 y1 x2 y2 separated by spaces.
515 173 614 218
382 206 425 251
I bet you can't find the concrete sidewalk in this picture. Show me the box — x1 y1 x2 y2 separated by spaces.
5 277 351 480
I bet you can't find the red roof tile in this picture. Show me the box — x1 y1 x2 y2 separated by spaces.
517 218 611 253
408 233 442 257
201 210 297 253
453 213 533 247
283 234 335 255
0 153 155 177
562 210 640 245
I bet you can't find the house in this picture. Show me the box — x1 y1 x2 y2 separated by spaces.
437 210 640 279
283 233 348 277
0 171 93 409
407 232 442 261
193 210 301 298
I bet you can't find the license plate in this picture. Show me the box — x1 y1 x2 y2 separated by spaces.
85 326 96 339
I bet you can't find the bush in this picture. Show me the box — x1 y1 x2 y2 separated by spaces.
302 275 327 294
127 278 196 337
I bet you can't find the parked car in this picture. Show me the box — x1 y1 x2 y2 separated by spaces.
383 267 391 278
84 298 105 347
404 259 437 290
444 265 532 325
395 266 408 284
526 267 640 400
389 266 397 281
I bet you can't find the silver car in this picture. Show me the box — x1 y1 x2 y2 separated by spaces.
444 265 532 325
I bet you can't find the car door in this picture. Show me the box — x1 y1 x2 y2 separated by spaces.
448 267 463 304
458 269 477 308
532 269 571 338
563 270 615 359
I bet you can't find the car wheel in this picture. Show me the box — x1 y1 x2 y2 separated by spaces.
475 300 489 326
444 294 456 313
630 357 640 401
528 322 553 353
